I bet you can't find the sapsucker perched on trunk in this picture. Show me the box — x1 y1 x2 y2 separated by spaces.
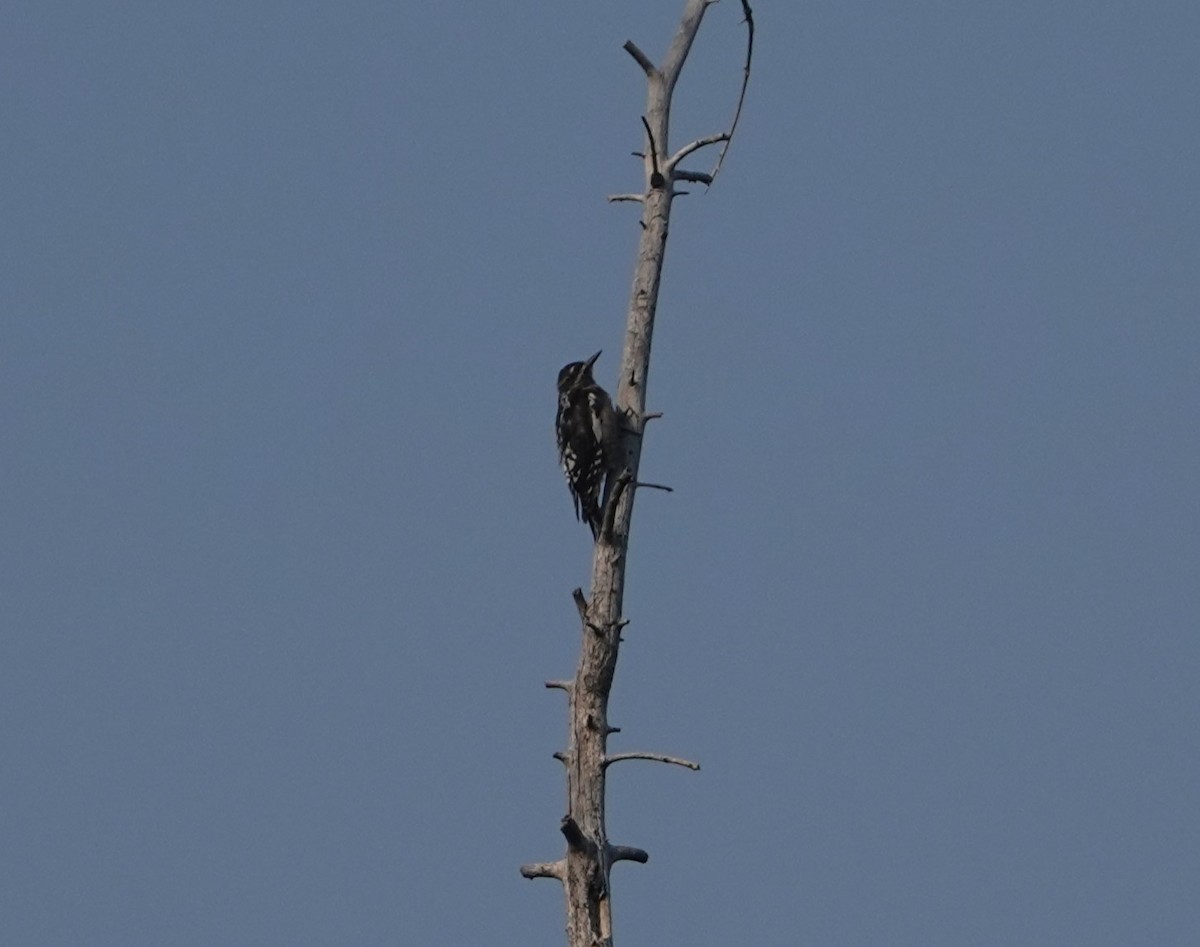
556 350 618 539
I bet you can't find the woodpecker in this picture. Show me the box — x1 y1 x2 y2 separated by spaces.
556 350 618 538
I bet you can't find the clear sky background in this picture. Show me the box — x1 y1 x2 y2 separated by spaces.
3 1 1198 944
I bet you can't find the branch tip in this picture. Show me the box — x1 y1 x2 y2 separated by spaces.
623 40 657 77
608 844 650 865
520 860 566 881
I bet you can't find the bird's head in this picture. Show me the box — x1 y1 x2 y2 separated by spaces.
557 350 602 392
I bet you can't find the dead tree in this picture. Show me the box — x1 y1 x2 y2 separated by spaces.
521 2 754 944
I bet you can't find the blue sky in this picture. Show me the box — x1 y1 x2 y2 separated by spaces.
3 1 1198 944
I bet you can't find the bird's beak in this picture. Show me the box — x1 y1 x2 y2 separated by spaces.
585 350 602 369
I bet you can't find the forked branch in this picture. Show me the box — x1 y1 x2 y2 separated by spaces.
620 0 755 191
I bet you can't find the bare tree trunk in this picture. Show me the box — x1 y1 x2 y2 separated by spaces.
522 3 753 944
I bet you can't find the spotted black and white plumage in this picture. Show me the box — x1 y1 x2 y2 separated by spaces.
556 350 618 539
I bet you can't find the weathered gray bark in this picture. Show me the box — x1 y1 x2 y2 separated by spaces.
521 3 753 944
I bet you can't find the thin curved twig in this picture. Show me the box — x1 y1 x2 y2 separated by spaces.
641 116 665 188
709 0 755 183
